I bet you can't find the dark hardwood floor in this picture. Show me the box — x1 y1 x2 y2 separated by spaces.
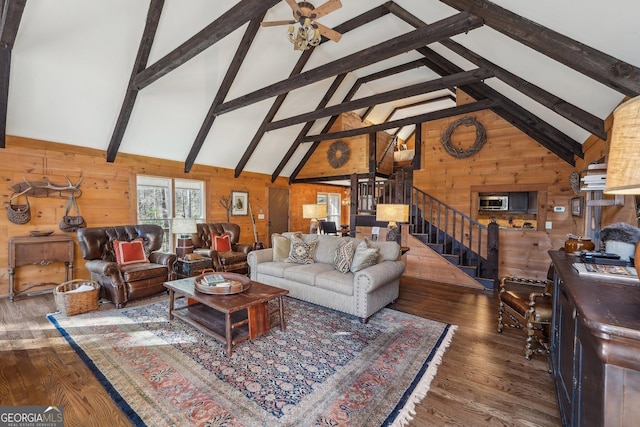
0 277 560 426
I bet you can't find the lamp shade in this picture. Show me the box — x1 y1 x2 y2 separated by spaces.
376 204 410 224
171 217 197 236
605 95 640 194
302 204 327 219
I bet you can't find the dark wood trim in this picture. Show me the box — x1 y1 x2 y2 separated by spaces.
0 0 26 148
299 99 498 143
265 69 492 132
133 0 279 90
383 94 456 123
106 0 164 163
368 132 377 175
214 12 483 116
413 122 422 169
441 0 640 97
440 38 607 140
183 15 265 173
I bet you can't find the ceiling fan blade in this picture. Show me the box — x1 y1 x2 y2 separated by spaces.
261 20 296 27
311 0 342 19
313 21 342 42
284 0 303 17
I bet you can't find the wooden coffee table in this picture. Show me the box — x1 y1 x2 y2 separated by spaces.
164 277 288 357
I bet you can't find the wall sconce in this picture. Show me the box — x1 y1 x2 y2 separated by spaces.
172 217 197 258
376 204 410 243
302 203 327 234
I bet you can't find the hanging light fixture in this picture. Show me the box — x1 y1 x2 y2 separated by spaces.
287 18 321 50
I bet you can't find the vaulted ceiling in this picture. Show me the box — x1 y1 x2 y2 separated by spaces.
2 0 639 182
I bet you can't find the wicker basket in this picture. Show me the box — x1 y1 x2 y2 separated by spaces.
54 279 100 316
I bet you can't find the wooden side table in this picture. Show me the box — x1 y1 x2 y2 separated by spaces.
174 257 213 279
8 234 74 302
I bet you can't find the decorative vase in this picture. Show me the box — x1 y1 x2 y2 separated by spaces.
564 236 595 254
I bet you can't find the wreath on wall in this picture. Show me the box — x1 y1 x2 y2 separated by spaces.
440 116 487 158
327 140 350 168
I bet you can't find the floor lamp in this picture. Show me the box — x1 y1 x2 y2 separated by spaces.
376 204 409 243
302 204 327 234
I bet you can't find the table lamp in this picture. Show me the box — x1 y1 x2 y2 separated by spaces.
172 217 197 258
604 95 640 279
302 204 327 234
376 204 409 243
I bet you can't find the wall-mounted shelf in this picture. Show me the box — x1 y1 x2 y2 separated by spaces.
581 163 624 207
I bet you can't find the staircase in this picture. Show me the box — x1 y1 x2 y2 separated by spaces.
352 173 498 289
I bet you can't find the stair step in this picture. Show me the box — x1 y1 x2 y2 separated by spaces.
442 254 460 265
474 277 495 289
458 265 478 277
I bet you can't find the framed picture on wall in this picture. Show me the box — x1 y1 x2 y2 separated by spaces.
231 191 248 216
571 196 583 217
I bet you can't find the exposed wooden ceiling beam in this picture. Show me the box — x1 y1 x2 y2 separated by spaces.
106 0 164 163
383 94 456 123
439 38 607 140
183 15 265 173
271 73 347 182
0 0 26 148
440 0 640 97
265 68 493 131
214 12 483 116
419 47 580 164
234 4 393 178
299 99 498 143
133 0 280 90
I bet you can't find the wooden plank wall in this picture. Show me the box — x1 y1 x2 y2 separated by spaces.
411 91 635 281
0 136 345 297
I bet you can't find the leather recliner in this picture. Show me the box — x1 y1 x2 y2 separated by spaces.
192 222 252 274
77 225 177 308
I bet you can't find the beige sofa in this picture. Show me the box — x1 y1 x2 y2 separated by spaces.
247 233 404 322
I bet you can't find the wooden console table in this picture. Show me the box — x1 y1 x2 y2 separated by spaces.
548 250 640 426
8 234 74 302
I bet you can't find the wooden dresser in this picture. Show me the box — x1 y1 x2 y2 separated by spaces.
548 250 640 427
8 234 74 301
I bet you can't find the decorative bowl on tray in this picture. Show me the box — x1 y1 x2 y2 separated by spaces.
194 270 251 295
29 230 54 237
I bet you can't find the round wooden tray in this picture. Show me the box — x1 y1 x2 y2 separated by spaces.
194 270 251 295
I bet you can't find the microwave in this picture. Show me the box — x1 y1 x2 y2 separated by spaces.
479 195 508 211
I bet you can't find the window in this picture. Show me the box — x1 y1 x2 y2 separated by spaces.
317 192 341 228
137 176 205 251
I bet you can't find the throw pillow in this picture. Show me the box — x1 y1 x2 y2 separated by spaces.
272 233 291 262
113 238 149 266
350 238 380 273
212 232 232 252
334 239 356 273
285 234 317 264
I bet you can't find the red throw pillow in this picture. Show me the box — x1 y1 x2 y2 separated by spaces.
212 232 232 252
113 238 149 266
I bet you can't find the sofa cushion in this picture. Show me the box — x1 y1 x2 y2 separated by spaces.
113 239 149 266
313 235 342 264
285 235 317 264
334 238 356 273
256 261 298 278
212 232 232 252
272 233 291 262
315 269 355 296
283 263 335 286
350 238 380 273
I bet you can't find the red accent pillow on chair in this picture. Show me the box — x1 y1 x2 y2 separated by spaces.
113 238 149 266
212 232 232 252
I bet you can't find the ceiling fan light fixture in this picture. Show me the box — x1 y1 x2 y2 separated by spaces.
287 20 321 50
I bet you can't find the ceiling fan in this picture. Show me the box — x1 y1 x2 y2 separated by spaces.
262 0 342 50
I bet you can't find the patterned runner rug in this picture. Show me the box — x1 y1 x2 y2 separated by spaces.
48 296 456 426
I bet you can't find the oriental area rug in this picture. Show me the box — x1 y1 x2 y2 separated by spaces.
47 296 456 427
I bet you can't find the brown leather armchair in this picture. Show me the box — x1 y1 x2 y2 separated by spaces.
497 271 554 360
192 222 252 274
77 225 177 308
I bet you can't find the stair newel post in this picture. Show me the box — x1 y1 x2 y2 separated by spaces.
487 220 500 290
349 173 358 237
